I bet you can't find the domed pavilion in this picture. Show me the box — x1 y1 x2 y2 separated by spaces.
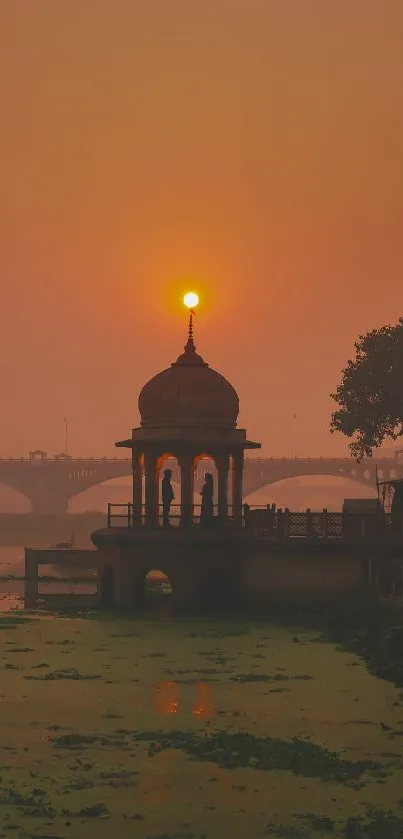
115 313 261 528
91 309 260 612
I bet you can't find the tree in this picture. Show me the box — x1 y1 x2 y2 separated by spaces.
330 317 403 460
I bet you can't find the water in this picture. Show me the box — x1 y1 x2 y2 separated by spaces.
1 546 403 834
0 611 402 837
0 546 24 611
0 547 97 611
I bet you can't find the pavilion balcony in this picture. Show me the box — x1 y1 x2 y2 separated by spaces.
106 502 240 529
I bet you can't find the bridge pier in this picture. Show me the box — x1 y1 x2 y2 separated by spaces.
29 494 70 515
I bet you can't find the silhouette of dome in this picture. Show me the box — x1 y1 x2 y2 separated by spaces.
138 333 239 429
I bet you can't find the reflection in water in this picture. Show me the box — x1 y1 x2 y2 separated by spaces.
192 682 215 721
154 680 179 715
154 680 216 721
0 593 23 612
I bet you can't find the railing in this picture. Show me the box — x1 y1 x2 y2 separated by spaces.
244 507 403 539
107 503 403 540
0 454 401 464
107 503 135 527
107 503 237 528
0 457 132 464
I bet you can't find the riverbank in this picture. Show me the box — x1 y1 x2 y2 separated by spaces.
266 592 403 691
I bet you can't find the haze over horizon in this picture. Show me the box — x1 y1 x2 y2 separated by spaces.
1 2 402 459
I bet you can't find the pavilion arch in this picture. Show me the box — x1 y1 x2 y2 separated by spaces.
192 454 217 507
156 451 176 471
155 452 181 525
192 452 242 511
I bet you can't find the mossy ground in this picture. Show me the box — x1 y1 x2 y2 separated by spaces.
0 607 402 838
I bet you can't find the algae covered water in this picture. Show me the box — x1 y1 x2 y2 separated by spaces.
0 606 403 838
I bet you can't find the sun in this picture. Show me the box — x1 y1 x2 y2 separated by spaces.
183 292 199 310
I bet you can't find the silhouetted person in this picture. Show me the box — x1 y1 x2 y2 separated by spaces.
162 469 174 527
201 473 214 527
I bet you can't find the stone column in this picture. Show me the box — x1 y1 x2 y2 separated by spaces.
179 453 194 528
114 559 138 610
216 454 230 521
232 451 244 525
132 448 143 525
144 451 159 528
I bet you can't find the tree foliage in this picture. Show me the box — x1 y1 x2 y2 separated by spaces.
330 317 403 460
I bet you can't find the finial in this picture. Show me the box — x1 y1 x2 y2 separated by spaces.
183 292 199 353
187 311 195 348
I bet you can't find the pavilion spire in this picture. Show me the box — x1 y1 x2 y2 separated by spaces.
184 310 196 353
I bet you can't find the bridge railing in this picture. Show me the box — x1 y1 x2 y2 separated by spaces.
0 457 132 463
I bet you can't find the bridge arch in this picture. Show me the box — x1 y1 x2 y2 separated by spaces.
68 476 134 513
0 483 31 512
245 474 377 511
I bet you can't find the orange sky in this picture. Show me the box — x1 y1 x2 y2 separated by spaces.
1 1 402 458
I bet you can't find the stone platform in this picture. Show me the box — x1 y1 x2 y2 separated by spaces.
92 526 249 611
91 526 387 612
23 528 403 612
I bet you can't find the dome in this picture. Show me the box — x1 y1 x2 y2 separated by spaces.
138 335 239 429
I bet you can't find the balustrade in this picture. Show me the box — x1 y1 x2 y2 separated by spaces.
106 502 399 540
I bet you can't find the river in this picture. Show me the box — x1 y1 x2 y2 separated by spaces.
0 547 403 836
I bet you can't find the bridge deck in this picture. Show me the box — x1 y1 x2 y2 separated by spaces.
0 455 402 515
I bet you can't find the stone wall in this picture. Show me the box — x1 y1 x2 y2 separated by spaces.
241 552 368 607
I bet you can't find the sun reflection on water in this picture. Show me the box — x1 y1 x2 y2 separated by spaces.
154 680 179 715
192 682 215 721
154 680 215 721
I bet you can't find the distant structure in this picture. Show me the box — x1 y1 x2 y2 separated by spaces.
92 310 260 610
0 451 402 514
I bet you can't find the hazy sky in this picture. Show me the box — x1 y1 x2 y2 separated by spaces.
1 1 402 458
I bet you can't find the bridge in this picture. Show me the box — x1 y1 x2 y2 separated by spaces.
0 452 132 514
0 450 402 514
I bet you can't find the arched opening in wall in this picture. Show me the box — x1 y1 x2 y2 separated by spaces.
193 454 217 524
0 484 30 513
245 475 377 512
135 569 173 610
99 566 115 609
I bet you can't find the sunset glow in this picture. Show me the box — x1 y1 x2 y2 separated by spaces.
1 3 402 457
183 292 199 310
